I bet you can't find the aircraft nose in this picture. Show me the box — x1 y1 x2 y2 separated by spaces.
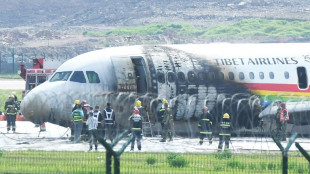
21 88 52 124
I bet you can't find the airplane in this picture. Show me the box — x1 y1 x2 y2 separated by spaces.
20 43 310 136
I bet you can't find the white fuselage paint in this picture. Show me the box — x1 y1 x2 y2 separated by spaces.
20 43 310 131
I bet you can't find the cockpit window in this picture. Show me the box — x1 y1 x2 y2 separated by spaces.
49 71 72 82
70 71 86 83
86 71 100 83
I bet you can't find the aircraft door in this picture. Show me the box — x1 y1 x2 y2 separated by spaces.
111 56 136 93
297 66 308 89
131 57 148 94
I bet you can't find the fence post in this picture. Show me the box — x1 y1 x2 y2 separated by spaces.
271 132 297 174
106 151 112 174
295 142 310 171
94 130 134 174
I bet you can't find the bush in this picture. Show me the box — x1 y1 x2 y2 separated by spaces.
166 153 187 168
215 149 232 159
146 156 156 165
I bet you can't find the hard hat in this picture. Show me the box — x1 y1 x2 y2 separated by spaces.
162 98 168 104
133 109 140 115
74 100 81 105
81 100 87 105
223 113 230 118
136 100 142 107
11 91 16 96
202 106 208 110
9 95 14 98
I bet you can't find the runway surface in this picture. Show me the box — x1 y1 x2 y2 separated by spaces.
0 78 25 89
1 121 310 153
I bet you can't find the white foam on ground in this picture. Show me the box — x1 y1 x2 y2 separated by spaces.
1 121 310 153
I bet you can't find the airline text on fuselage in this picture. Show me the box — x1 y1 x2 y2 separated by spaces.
214 56 310 66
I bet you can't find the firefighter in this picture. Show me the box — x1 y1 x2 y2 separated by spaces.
218 113 231 152
275 102 289 141
5 95 16 112
6 104 17 133
130 109 143 151
72 104 84 143
103 102 115 142
157 98 168 130
160 103 173 142
198 106 214 145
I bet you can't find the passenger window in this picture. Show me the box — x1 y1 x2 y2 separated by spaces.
218 72 224 81
188 71 196 82
208 72 215 81
198 72 207 81
228 72 234 80
284 71 289 79
239 72 244 80
167 72 176 83
157 72 165 83
259 72 264 79
249 72 255 80
297 67 308 89
269 72 274 79
70 71 86 83
177 72 186 82
86 71 100 83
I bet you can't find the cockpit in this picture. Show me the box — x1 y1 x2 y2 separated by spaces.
49 71 100 83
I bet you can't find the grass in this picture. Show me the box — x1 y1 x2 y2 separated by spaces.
85 23 203 37
84 18 310 41
0 151 309 173
202 18 310 38
0 74 22 79
0 89 23 112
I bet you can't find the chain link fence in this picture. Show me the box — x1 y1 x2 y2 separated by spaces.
0 150 309 173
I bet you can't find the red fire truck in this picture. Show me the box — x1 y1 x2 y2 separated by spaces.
20 58 63 98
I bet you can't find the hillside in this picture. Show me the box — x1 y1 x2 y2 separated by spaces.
0 0 310 65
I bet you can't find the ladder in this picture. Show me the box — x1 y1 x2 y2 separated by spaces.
142 112 153 137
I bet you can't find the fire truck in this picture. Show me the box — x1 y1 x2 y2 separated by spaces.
20 58 64 98
4 58 65 127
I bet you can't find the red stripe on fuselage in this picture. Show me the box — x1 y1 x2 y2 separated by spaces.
244 83 310 92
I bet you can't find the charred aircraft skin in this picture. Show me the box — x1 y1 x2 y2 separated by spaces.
21 43 310 136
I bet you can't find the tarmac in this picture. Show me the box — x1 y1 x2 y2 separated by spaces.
0 78 25 89
1 121 310 153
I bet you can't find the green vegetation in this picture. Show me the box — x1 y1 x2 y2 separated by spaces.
202 18 310 38
0 74 22 79
0 89 22 112
0 151 309 173
84 18 310 40
86 23 203 37
166 153 187 167
146 156 156 165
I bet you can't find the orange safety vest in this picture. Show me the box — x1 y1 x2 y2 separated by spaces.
280 109 289 122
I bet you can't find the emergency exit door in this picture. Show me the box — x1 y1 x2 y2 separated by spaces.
131 57 148 94
297 66 308 89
